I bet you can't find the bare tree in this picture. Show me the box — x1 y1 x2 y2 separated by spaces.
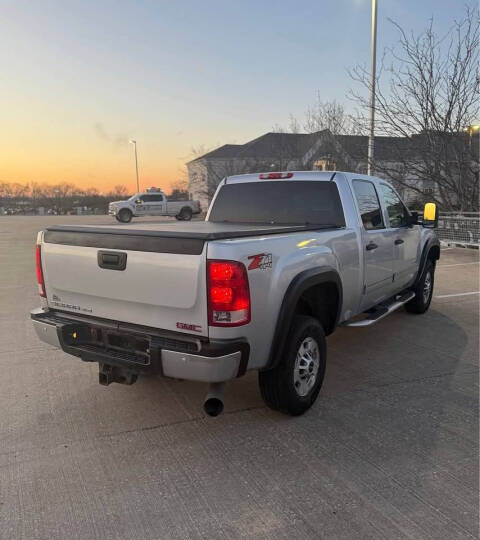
30 182 47 211
303 94 363 135
350 5 480 210
108 185 129 199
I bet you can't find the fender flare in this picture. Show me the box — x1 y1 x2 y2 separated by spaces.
412 236 440 288
264 266 343 371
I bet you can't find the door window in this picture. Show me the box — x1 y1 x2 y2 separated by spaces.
353 180 384 230
380 184 409 228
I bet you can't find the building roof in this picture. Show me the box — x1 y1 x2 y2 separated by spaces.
194 144 244 160
189 130 479 164
336 135 416 161
189 131 327 162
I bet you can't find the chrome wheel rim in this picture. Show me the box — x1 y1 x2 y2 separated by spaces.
423 271 432 304
293 337 320 397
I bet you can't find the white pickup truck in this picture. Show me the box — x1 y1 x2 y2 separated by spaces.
109 188 201 222
32 171 439 416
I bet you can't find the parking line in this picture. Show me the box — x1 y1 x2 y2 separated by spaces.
437 262 480 268
435 291 480 299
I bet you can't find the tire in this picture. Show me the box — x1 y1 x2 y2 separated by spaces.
179 207 192 221
405 260 435 314
118 208 133 223
175 214 184 221
258 315 326 416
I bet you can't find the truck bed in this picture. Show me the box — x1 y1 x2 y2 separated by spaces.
39 220 344 334
44 221 339 254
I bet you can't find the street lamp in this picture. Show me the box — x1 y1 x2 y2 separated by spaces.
464 125 480 148
129 139 140 193
367 0 378 176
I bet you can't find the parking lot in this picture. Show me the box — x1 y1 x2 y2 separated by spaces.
0 215 478 539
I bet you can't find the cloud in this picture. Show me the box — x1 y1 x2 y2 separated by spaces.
113 135 129 148
94 122 109 141
93 123 129 149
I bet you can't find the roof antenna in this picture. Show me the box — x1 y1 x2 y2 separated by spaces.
329 172 337 181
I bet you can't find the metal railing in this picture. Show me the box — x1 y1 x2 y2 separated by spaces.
436 212 480 246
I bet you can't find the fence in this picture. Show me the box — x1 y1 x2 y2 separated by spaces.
436 212 480 247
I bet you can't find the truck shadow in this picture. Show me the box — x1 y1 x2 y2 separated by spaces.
25 305 471 437
18 305 472 453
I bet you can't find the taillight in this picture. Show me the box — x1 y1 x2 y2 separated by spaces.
259 172 293 179
207 260 250 327
35 244 46 297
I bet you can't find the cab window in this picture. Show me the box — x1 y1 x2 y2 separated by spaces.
352 180 385 230
139 194 163 202
380 184 409 228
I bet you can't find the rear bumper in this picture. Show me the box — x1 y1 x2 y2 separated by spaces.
31 308 249 383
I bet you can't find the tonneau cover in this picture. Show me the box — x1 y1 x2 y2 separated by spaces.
45 221 331 240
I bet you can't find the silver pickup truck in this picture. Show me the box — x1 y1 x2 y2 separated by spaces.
108 188 201 222
32 171 439 416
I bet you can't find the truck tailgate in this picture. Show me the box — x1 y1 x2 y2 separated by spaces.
41 227 208 336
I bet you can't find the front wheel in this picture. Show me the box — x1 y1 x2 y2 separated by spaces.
258 315 326 416
118 208 133 223
405 260 435 314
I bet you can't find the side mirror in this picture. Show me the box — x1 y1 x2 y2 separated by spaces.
407 211 420 226
423 202 438 228
135 199 142 204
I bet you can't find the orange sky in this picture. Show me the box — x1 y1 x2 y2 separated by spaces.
0 108 189 194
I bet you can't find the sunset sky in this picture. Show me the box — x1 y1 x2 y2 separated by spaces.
1 0 459 193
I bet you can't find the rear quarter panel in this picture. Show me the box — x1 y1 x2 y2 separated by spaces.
207 227 360 370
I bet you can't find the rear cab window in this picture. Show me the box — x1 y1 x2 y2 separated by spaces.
352 180 385 230
379 184 409 228
208 180 345 227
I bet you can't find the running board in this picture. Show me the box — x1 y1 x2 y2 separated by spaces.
342 291 415 328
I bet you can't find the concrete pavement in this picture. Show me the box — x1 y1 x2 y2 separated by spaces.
0 216 478 539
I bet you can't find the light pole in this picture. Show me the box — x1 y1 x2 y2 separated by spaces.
367 0 378 176
129 139 140 193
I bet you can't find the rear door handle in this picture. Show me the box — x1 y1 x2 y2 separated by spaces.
394 238 404 245
366 242 378 251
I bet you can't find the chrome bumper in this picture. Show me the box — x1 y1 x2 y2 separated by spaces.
31 309 247 383
161 350 241 382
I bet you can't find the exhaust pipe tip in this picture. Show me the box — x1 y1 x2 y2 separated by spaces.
203 382 226 417
203 397 224 417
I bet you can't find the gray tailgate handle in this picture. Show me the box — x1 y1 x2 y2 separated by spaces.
97 250 127 271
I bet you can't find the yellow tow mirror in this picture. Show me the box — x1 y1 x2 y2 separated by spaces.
423 202 437 222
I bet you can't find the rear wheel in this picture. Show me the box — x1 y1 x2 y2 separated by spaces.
258 315 326 416
178 207 192 221
405 260 435 314
118 208 132 223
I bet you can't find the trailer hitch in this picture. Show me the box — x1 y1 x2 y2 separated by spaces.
99 363 138 386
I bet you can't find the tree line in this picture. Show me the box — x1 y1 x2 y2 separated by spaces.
0 181 189 214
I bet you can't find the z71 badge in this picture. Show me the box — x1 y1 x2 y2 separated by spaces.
248 253 272 271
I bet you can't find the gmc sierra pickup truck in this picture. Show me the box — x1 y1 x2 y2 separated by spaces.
32 171 439 416
108 187 201 222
